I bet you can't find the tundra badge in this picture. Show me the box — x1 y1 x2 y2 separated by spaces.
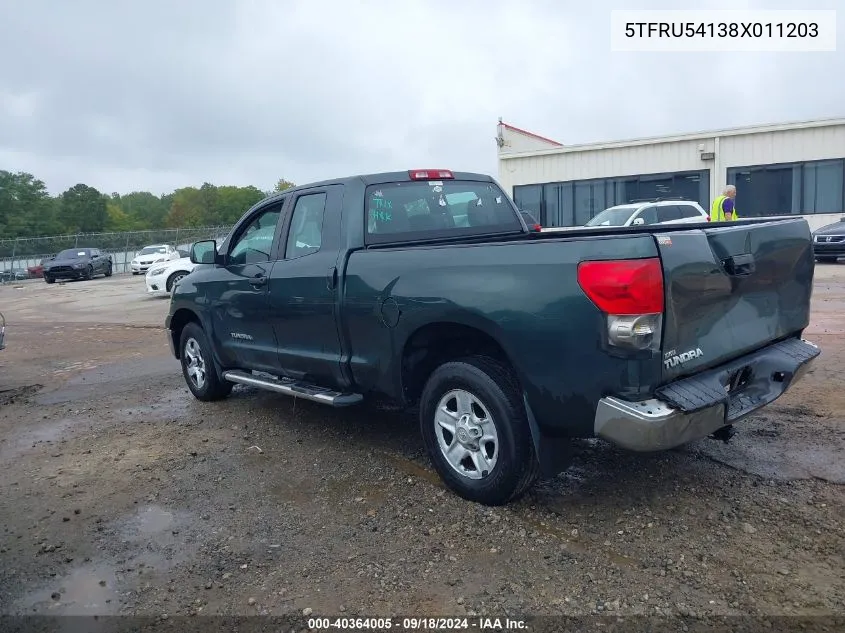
664 348 703 369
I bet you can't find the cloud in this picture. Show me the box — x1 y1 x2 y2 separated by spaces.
1 0 843 195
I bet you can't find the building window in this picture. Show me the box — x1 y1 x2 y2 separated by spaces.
728 158 844 216
515 169 709 227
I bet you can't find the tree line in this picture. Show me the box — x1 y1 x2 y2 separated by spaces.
0 170 296 240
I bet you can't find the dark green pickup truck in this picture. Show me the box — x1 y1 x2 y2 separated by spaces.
165 169 820 505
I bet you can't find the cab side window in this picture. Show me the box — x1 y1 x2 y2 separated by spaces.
638 207 659 224
228 206 282 266
286 192 327 259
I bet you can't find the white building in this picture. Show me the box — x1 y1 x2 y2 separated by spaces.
496 117 845 232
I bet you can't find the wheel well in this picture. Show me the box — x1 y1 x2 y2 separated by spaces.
401 322 515 406
168 308 200 358
166 270 190 290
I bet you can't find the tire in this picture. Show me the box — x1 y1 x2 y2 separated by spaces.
44 275 55 284
132 272 139 276
815 256 838 263
84 265 94 280
166 271 189 293
179 322 233 402
419 356 540 506
105 263 113 277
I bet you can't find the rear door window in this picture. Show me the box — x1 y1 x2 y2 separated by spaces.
636 206 659 225
656 206 682 222
365 180 521 244
677 204 704 219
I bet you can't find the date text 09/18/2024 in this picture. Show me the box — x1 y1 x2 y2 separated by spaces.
307 617 527 630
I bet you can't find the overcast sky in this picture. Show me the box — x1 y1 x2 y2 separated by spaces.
1 0 843 196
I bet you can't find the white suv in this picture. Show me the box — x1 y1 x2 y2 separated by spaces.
585 199 708 228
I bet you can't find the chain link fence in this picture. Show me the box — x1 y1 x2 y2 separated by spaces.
0 226 231 281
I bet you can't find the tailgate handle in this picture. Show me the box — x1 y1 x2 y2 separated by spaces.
722 253 756 276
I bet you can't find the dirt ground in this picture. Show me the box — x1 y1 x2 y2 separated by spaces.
0 267 843 624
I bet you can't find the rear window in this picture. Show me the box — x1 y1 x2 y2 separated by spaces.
677 205 704 219
365 180 521 243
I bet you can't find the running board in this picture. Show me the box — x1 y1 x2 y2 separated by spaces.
222 370 363 407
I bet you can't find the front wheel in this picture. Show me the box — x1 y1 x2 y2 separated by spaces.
44 275 54 284
816 256 838 263
166 271 188 293
84 265 94 280
179 322 233 402
105 263 113 277
419 356 540 506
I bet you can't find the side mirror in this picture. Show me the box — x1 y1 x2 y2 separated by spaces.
191 240 218 265
633 217 645 226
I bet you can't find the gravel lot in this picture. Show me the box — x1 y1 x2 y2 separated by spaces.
0 267 843 624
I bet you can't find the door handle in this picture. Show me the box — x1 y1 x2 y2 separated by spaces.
249 274 268 288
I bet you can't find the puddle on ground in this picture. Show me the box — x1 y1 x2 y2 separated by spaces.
0 415 91 462
691 436 845 484
118 504 195 551
36 357 180 406
115 389 192 419
18 562 121 615
135 505 176 534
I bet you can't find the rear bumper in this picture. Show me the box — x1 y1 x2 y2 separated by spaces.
594 337 820 452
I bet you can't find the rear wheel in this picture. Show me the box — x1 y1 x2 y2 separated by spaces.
105 263 113 277
816 256 838 263
419 356 540 506
179 322 233 402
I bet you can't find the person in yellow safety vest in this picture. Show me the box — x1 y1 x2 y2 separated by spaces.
710 185 739 221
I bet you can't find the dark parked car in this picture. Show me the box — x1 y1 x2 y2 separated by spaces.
812 216 845 263
165 168 820 505
0 268 29 282
42 248 113 283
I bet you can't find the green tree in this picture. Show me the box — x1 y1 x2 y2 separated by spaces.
165 187 204 228
59 184 108 233
106 201 134 231
0 170 58 237
120 191 168 229
217 185 266 224
273 178 295 193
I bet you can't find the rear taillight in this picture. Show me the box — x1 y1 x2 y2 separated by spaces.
577 258 664 351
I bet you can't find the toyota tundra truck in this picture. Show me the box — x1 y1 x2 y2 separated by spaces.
164 169 820 505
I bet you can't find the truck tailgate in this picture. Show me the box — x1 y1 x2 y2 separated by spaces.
655 218 814 383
